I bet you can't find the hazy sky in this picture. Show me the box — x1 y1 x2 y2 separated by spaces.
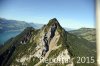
0 0 95 28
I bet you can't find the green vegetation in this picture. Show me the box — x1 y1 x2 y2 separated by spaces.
39 63 47 66
66 33 96 66
0 27 34 55
48 47 65 58
0 27 38 66
69 28 96 42
27 57 40 66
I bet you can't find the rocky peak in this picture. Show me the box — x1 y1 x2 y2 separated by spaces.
47 18 62 28
44 18 63 34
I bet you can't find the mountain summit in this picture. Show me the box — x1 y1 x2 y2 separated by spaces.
47 18 61 27
0 18 96 66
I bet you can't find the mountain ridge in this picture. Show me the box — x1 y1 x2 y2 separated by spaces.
0 18 96 66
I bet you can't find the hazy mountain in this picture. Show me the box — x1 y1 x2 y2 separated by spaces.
64 27 76 31
29 23 44 29
69 28 96 42
0 17 45 32
0 18 31 32
0 18 96 66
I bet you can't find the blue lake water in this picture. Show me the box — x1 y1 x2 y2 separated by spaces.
0 31 21 45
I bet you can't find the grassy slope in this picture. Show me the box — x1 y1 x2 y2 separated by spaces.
69 28 96 42
8 28 40 66
0 27 37 66
67 33 96 66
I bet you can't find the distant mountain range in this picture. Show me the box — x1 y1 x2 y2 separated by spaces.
64 27 76 31
0 18 44 44
0 18 44 33
0 18 31 32
29 23 44 29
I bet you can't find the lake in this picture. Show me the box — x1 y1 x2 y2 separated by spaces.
0 31 21 45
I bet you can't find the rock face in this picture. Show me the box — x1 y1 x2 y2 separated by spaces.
31 18 73 66
0 18 96 66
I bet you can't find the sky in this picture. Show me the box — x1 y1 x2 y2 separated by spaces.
0 0 95 29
